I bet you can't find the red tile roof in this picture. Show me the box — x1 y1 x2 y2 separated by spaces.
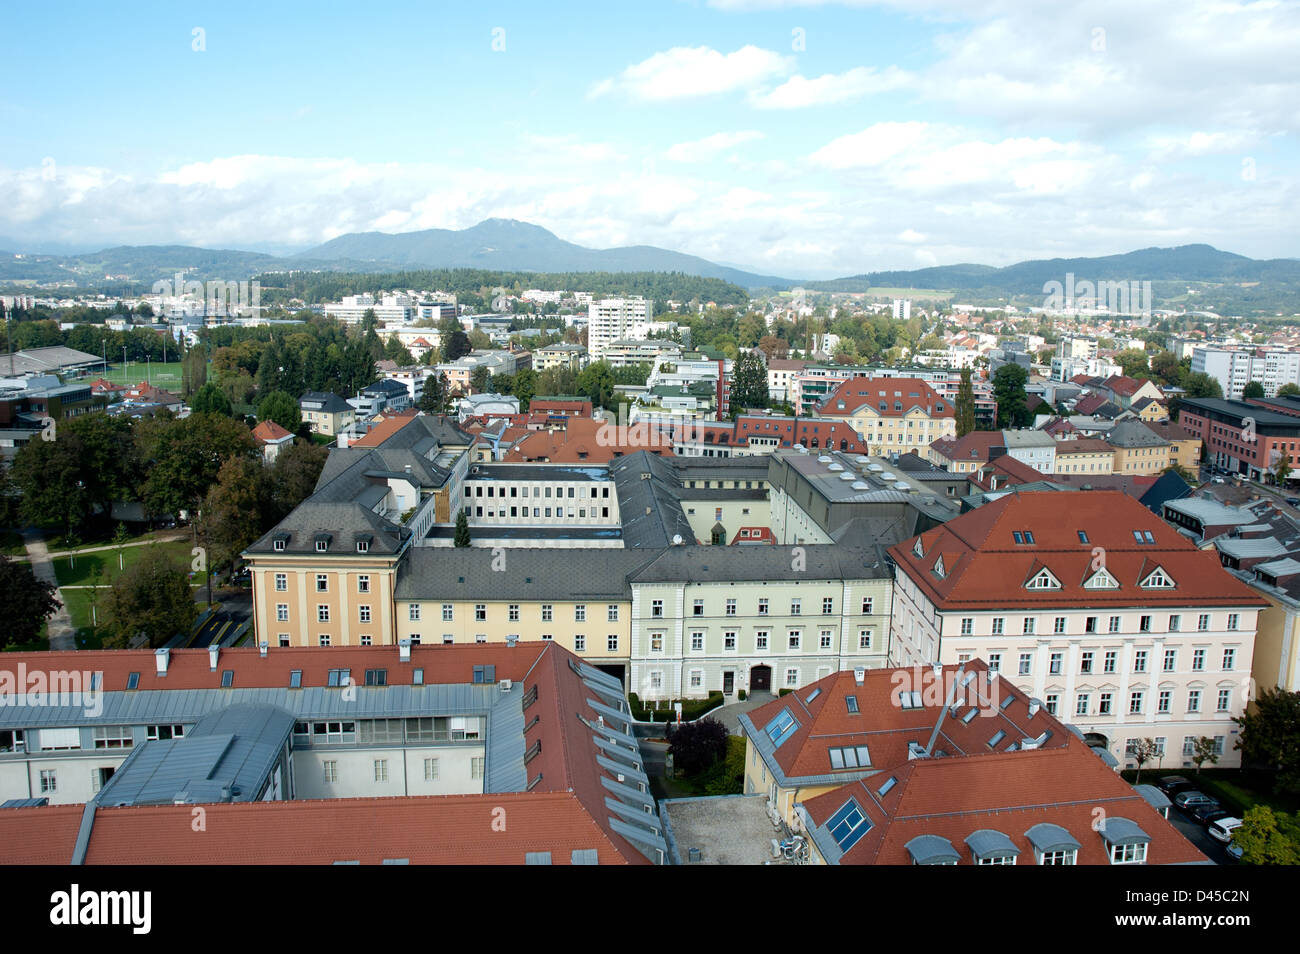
504 418 672 463
1054 438 1113 454
930 431 1005 463
251 420 293 443
817 377 953 419
801 740 1205 865
889 490 1266 610
734 416 865 452
0 642 655 866
1074 393 1110 415
349 410 421 447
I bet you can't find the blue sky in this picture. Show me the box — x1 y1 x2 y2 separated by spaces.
3 0 1297 278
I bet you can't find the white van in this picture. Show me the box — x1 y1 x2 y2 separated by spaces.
1208 816 1242 843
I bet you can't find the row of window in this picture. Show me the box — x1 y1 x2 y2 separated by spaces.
293 717 484 745
468 505 611 519
657 597 876 619
1040 689 1237 718
275 573 374 594
320 756 485 784
467 484 610 499
959 613 1239 637
975 647 1238 675
652 666 811 691
1123 736 1229 758
278 604 377 624
410 603 624 623
649 630 875 652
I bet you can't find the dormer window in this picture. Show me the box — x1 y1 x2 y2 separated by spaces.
274 539 286 552
316 540 328 552
1083 567 1120 590
1026 568 1061 590
913 538 925 558
1140 567 1175 589
933 556 946 579
356 536 371 554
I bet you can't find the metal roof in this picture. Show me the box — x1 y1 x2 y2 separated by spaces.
1024 822 1082 853
964 828 1021 859
905 834 960 864
1098 817 1149 846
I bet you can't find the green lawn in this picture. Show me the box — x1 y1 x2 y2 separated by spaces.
51 540 196 587
93 360 187 390
0 532 27 557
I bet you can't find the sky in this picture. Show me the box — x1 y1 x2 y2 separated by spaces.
2 0 1298 278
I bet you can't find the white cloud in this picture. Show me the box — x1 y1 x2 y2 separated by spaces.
1145 130 1258 161
665 131 765 162
898 229 926 243
590 45 792 101
809 121 931 169
749 65 912 109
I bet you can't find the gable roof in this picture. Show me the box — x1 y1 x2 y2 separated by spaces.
817 377 952 419
889 490 1265 610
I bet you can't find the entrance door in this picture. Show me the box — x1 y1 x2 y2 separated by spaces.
750 665 772 691
723 671 735 695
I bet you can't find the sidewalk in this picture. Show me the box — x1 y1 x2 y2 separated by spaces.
712 690 777 736
21 529 76 651
45 531 190 558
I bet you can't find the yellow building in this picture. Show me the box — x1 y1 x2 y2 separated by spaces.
1106 418 1171 475
815 377 956 457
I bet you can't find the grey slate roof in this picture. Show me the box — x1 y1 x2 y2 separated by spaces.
628 543 891 585
1107 418 1170 448
299 391 353 413
245 501 409 556
610 451 695 548
94 703 296 806
395 547 656 601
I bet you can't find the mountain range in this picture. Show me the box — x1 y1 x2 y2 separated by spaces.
1 220 1297 314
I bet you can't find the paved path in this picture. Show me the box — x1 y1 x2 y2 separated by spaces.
45 532 190 558
21 529 76 651
712 691 777 735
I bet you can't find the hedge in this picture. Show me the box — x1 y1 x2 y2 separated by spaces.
628 690 724 723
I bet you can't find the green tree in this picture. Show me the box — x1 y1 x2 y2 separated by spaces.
1181 372 1223 399
470 365 492 394
1233 806 1300 865
731 350 769 410
1242 380 1265 400
1234 687 1300 794
667 716 728 776
181 343 208 397
993 364 1031 429
453 510 471 547
256 391 302 433
383 336 414 366
418 373 452 414
191 382 233 416
1276 452 1293 484
1277 383 1300 397
955 366 977 437
269 440 329 520
1113 348 1151 378
1150 350 1182 387
200 456 272 574
101 546 198 649
1191 736 1220 774
11 413 136 535
512 367 537 410
0 554 60 649
138 413 258 518
1129 738 1160 784
576 361 617 410
442 330 472 362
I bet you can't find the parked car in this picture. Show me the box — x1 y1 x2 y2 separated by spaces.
1208 817 1243 843
1189 804 1230 826
1225 840 1244 862
1212 476 1226 484
1286 497 1300 507
1173 790 1221 811
1157 775 1195 795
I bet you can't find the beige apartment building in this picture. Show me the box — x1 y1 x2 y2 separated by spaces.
888 491 1265 770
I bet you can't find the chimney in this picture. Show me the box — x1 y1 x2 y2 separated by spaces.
399 639 411 663
853 667 865 686
208 644 219 671
1028 698 1042 717
259 641 268 658
338 431 350 449
506 634 519 648
155 648 170 675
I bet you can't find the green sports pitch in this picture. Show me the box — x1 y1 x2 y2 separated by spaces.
95 361 188 389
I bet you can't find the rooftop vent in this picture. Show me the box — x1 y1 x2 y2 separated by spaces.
208 644 219 671
399 639 411 663
155 648 170 675
851 481 869 490
853 667 866 686
818 455 833 463
1028 698 1041 717
828 462 844 471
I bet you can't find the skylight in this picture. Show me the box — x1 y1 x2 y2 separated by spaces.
988 730 1006 749
126 672 140 690
828 745 871 770
764 708 799 749
846 695 859 714
826 799 872 852
1078 530 1089 543
878 776 897 797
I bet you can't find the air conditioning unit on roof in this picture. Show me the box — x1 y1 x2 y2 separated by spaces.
499 679 513 691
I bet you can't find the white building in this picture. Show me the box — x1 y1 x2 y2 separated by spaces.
588 298 654 360
325 294 415 324
892 299 912 322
